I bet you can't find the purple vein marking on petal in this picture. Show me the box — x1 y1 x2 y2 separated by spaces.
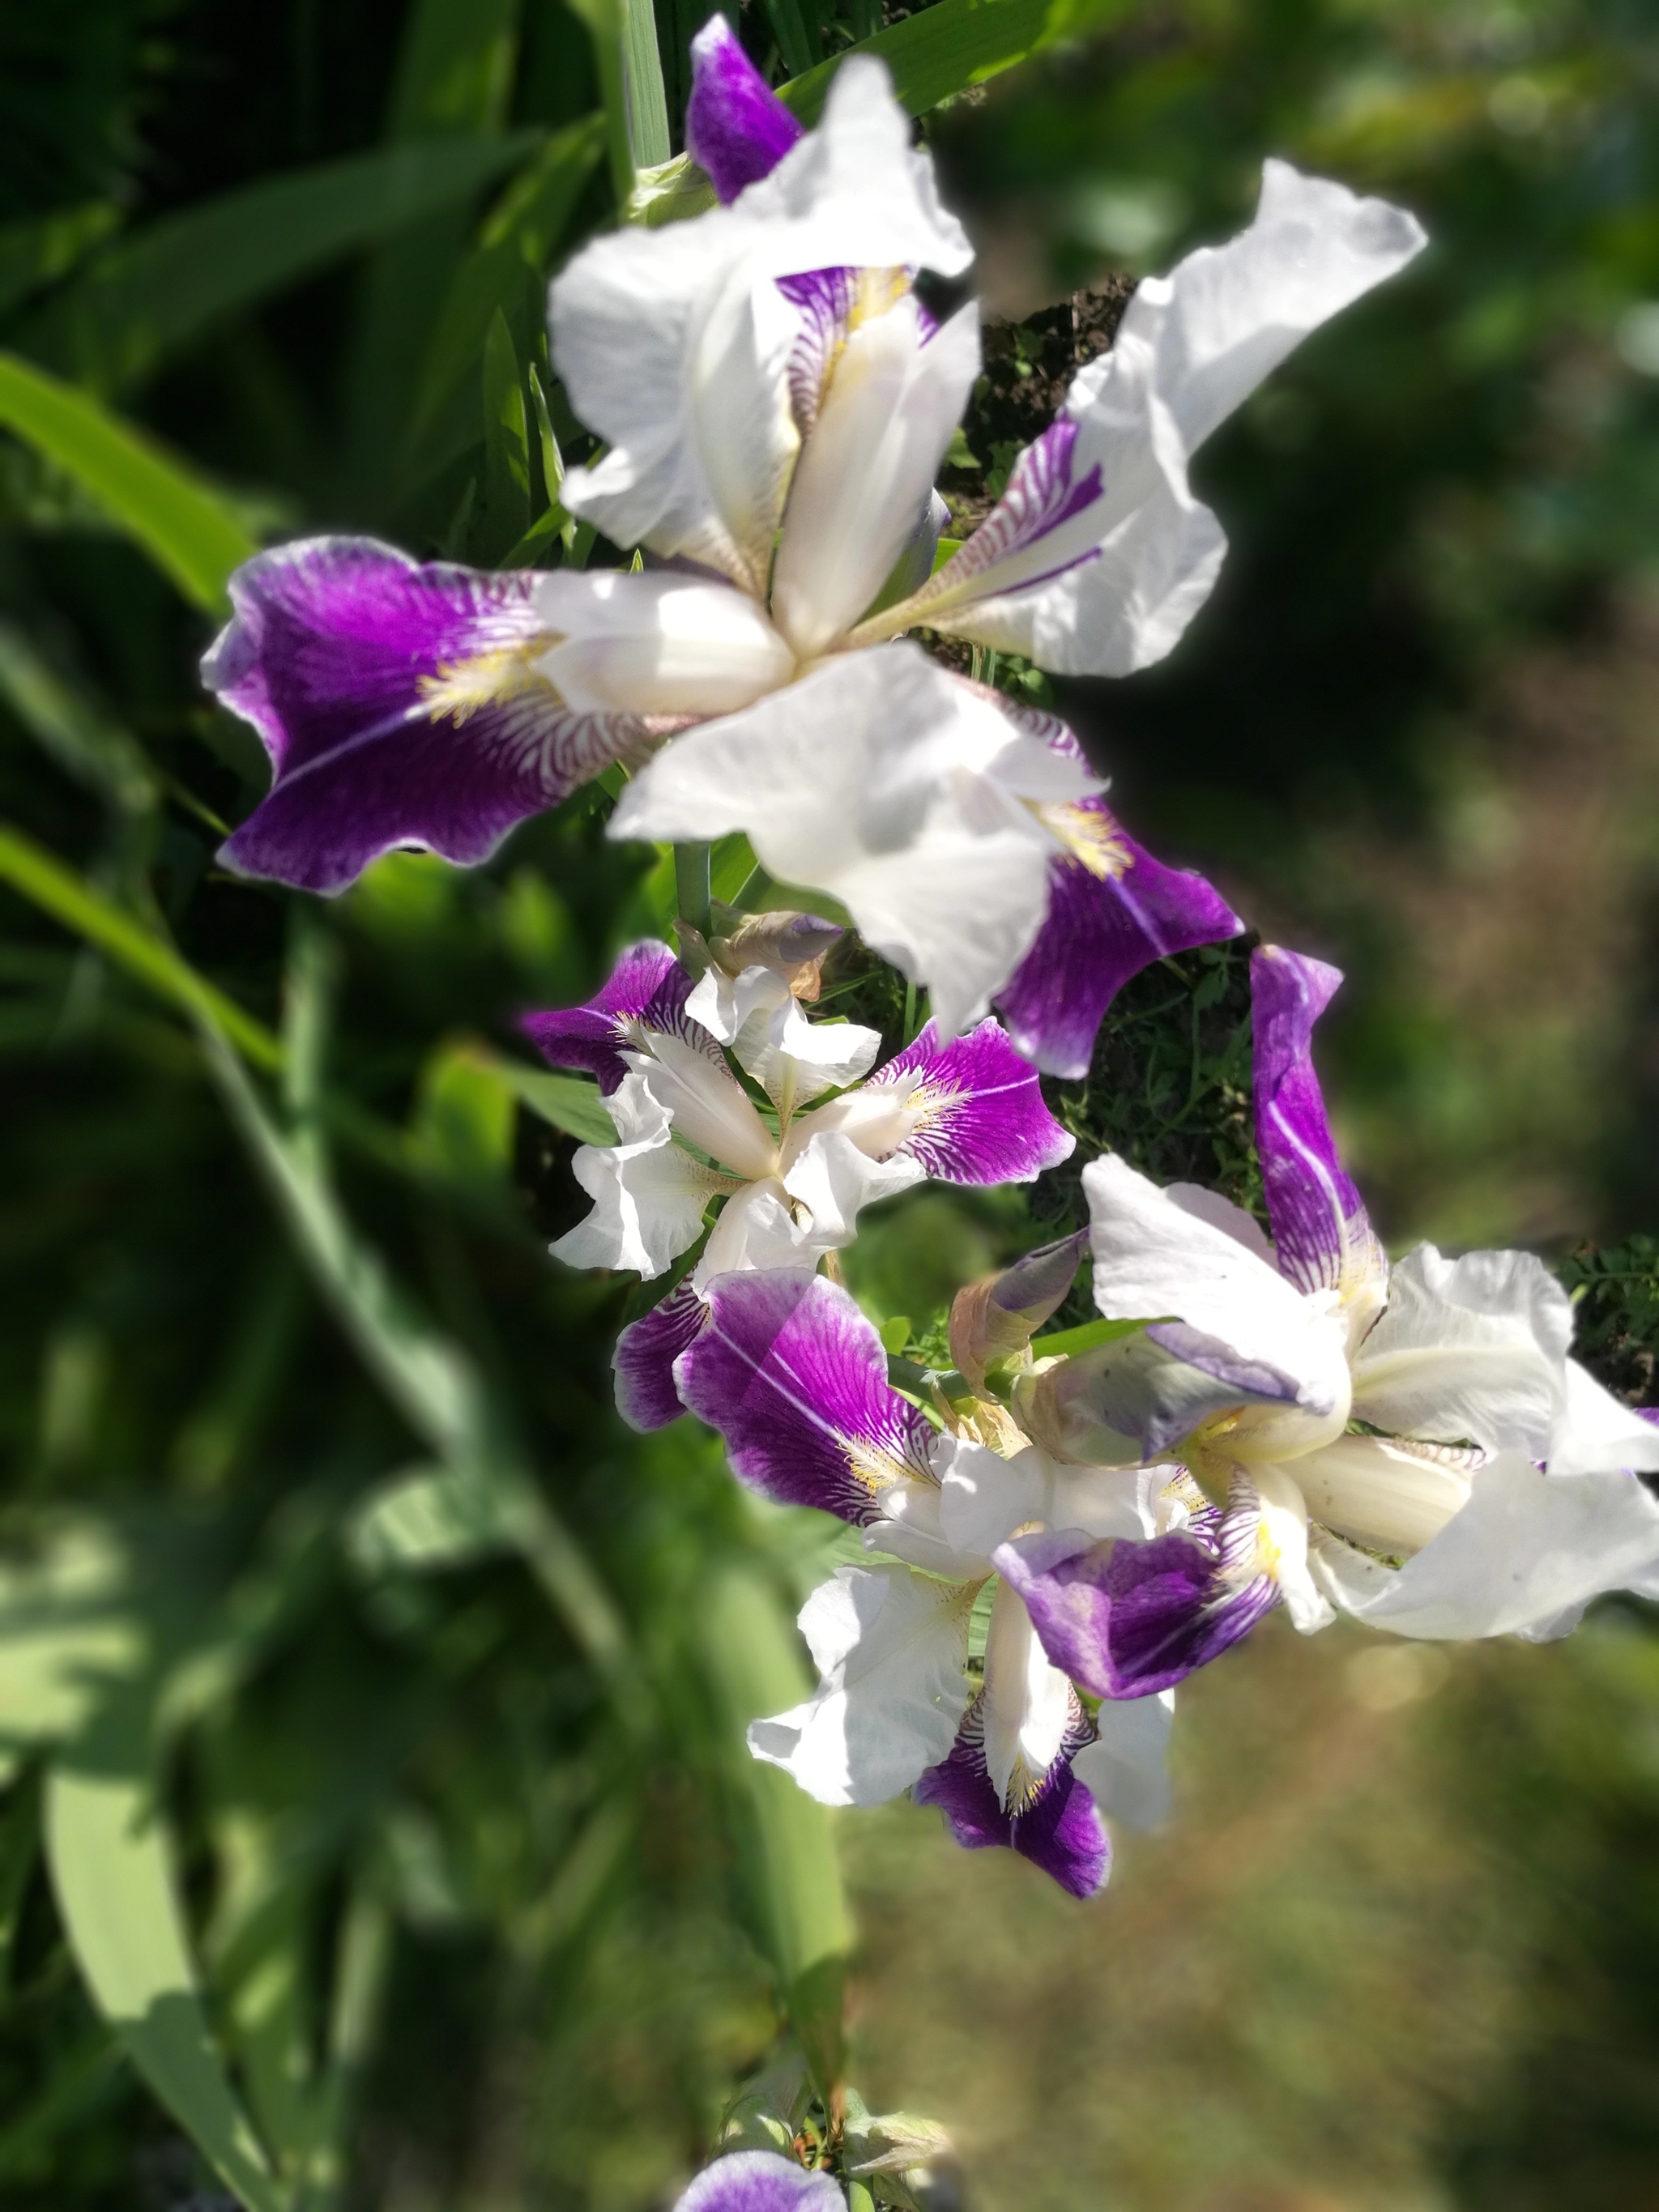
204 536 646 893
915 1694 1109 1897
684 15 804 204
1251 944 1382 1300
675 1269 936 1524
908 420 1105 614
520 940 719 1093
995 1525 1277 1699
774 266 919 441
870 1018 1073 1183
775 267 859 437
613 1281 710 1431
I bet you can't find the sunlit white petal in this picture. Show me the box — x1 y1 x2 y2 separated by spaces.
611 646 1078 1037
1071 1688 1175 1830
747 1562 975 1806
772 299 980 656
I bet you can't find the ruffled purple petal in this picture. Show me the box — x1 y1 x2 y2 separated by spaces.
684 15 803 204
994 1523 1277 1698
914 1693 1109 1898
1251 944 1384 1300
996 808 1243 1081
674 2149 842 2212
674 1269 936 1524
521 940 704 1094
872 1018 1073 1183
613 1281 709 1430
204 538 647 893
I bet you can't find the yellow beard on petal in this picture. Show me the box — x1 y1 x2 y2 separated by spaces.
1034 800 1132 880
842 1434 931 1497
418 642 561 726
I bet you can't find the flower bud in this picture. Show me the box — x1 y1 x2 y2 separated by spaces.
947 1230 1088 1393
709 907 843 1002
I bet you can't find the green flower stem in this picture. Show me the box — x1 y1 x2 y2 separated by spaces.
676 840 713 941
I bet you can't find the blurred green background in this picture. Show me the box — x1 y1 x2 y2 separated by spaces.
2 0 1659 2207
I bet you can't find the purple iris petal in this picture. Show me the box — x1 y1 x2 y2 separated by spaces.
205 538 646 894
996 804 1243 1081
994 1522 1278 1698
1251 944 1381 1298
914 1694 1109 1898
673 2149 842 2212
872 1018 1074 1183
613 1280 709 1430
684 15 804 204
674 1269 936 1524
521 940 705 1094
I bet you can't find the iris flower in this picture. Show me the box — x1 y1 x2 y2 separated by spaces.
672 1264 1189 1897
201 22 1420 1057
998 945 1659 1692
523 935 1072 1426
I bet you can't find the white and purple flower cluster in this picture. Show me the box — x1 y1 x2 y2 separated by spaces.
531 937 1659 1914
200 8 1659 1964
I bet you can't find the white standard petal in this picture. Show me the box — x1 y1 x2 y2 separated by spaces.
630 1033 779 1182
1082 1153 1351 1417
1344 1451 1659 1640
747 1562 975 1807
981 1578 1074 1809
772 298 981 657
1071 1689 1175 1831
551 219 800 594
687 961 882 1107
1547 1358 1659 1476
550 1071 724 1278
532 569 794 717
549 55 970 591
610 646 1075 1038
1349 1242 1572 1455
736 55 973 278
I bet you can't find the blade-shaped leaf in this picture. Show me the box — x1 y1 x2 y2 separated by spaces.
0 202 121 320
407 117 604 458
26 136 541 394
0 823 280 1065
345 0 526 514
702 1565 851 2097
780 0 1060 125
623 0 672 168
480 308 533 558
348 1465 516 1576
46 1693 285 2212
198 1021 633 1686
0 355 255 609
0 1527 150 1763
